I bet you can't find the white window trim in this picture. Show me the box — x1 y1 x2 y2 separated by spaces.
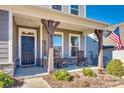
69 34 80 58
62 6 65 13
54 32 64 58
68 5 71 14
8 10 13 64
84 5 86 18
18 27 37 66
84 36 87 57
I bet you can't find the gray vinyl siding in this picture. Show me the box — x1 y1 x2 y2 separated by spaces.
0 42 8 60
86 35 111 67
103 49 112 66
0 10 9 41
86 35 98 65
0 10 9 63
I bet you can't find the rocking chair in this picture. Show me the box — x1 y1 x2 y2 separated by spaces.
54 49 68 68
77 51 88 66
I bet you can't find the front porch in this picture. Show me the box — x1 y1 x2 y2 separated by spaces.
13 13 92 74
6 5 109 76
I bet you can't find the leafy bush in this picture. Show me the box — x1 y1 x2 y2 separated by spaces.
106 59 124 77
0 71 14 88
0 82 4 88
53 69 70 81
82 68 97 77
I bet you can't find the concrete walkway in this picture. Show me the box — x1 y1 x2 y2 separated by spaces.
14 66 47 78
21 77 50 88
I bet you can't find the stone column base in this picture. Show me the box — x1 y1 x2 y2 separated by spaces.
0 63 14 76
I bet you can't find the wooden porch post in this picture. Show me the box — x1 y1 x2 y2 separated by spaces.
41 19 60 73
95 29 103 68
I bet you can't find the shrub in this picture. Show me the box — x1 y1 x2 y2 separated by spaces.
106 59 124 77
0 82 4 88
0 71 14 88
82 68 97 77
53 69 70 81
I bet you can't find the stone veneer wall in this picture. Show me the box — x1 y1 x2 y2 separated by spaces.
0 63 15 75
64 58 77 65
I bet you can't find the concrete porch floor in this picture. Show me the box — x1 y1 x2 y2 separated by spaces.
14 65 97 78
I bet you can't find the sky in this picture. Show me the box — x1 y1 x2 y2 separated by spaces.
86 5 124 24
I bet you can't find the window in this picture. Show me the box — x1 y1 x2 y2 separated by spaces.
53 33 63 57
70 5 79 15
69 35 80 57
52 5 62 11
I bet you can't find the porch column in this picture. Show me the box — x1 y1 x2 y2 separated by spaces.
8 10 13 64
95 29 103 68
41 19 60 73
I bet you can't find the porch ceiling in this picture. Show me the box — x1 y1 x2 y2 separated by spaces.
14 15 95 34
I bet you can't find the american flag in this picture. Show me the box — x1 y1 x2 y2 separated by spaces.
109 27 122 50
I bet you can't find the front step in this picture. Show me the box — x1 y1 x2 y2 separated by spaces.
20 64 36 68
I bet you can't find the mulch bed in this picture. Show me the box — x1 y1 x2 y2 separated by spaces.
43 71 124 88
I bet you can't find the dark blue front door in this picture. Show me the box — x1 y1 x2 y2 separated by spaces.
21 36 35 65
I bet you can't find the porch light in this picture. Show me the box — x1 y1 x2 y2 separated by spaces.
25 32 28 34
